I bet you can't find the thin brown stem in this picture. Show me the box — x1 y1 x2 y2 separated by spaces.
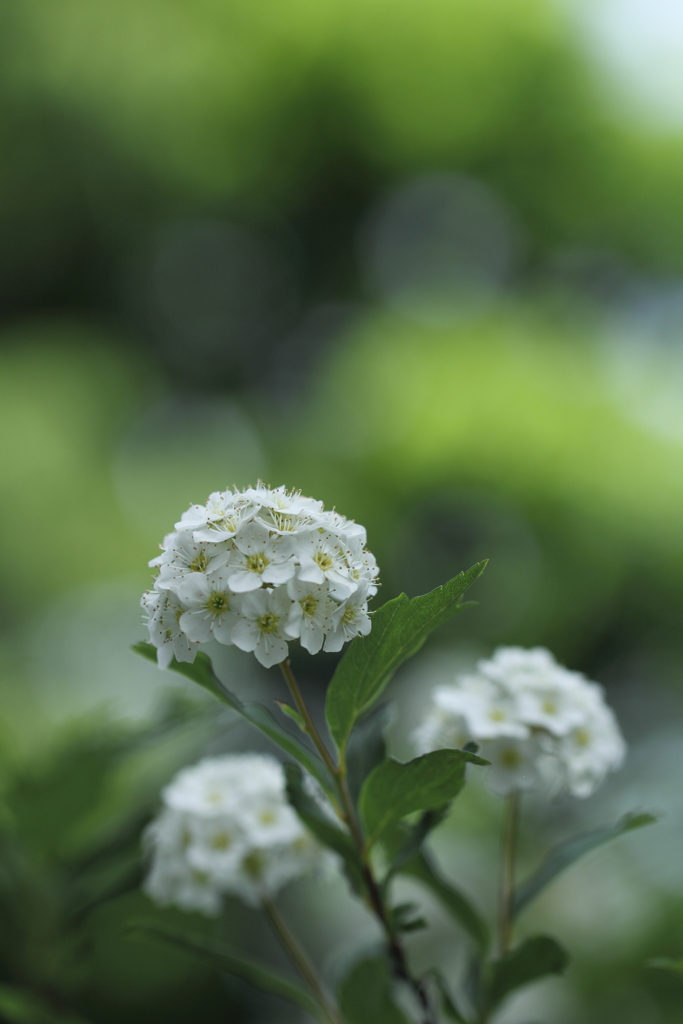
497 791 520 957
262 897 340 1024
278 659 437 1024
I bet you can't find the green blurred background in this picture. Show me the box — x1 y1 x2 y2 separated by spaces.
2 0 683 1020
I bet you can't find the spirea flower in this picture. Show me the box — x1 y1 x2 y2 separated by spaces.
141 484 378 668
143 754 335 914
412 646 626 799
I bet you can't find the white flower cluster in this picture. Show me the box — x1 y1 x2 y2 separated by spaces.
141 484 378 668
413 647 626 799
144 754 334 914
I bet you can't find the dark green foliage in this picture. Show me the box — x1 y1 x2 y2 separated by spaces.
325 564 487 754
128 921 324 1019
345 703 395 805
487 936 569 1012
0 984 90 1024
0 698 219 1024
359 749 488 847
337 956 410 1024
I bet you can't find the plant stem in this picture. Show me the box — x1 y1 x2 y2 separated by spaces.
497 791 520 957
278 659 437 1024
262 896 340 1024
279 659 340 779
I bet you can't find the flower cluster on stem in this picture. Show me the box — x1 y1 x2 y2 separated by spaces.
142 483 378 668
413 646 625 799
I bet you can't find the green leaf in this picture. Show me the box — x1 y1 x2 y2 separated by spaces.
133 643 334 797
0 984 89 1024
345 703 395 805
649 957 683 976
359 749 488 848
283 763 365 894
513 812 657 918
399 849 489 952
127 920 324 1020
325 563 486 754
488 936 568 1011
388 902 427 933
337 956 410 1024
382 807 450 882
426 969 468 1023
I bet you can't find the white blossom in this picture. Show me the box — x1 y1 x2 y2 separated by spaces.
176 570 242 645
141 483 377 668
323 581 373 653
412 646 626 800
152 532 232 591
143 754 335 913
227 522 296 592
141 588 199 669
286 579 336 655
231 586 296 668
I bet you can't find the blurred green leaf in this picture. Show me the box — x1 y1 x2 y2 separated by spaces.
133 643 335 796
359 749 488 848
127 920 323 1019
398 849 489 952
0 983 89 1024
513 813 657 918
283 763 365 894
345 703 395 805
648 957 683 976
337 956 410 1024
325 564 486 754
388 902 427 933
382 806 450 882
488 936 569 1011
426 969 468 1023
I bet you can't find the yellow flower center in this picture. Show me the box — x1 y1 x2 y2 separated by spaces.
242 851 265 878
257 612 279 634
189 552 209 572
501 748 521 768
246 552 269 574
300 596 318 617
207 592 230 615
341 605 357 625
574 727 591 748
314 552 334 572
489 708 506 722
210 831 232 850
542 699 557 715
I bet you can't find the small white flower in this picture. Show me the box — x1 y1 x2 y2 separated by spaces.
442 675 528 741
227 522 297 593
144 755 335 914
231 587 295 667
294 530 357 599
153 532 232 591
176 570 242 645
142 588 199 669
323 582 372 652
286 579 336 655
176 490 236 532
246 483 324 518
480 735 548 797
